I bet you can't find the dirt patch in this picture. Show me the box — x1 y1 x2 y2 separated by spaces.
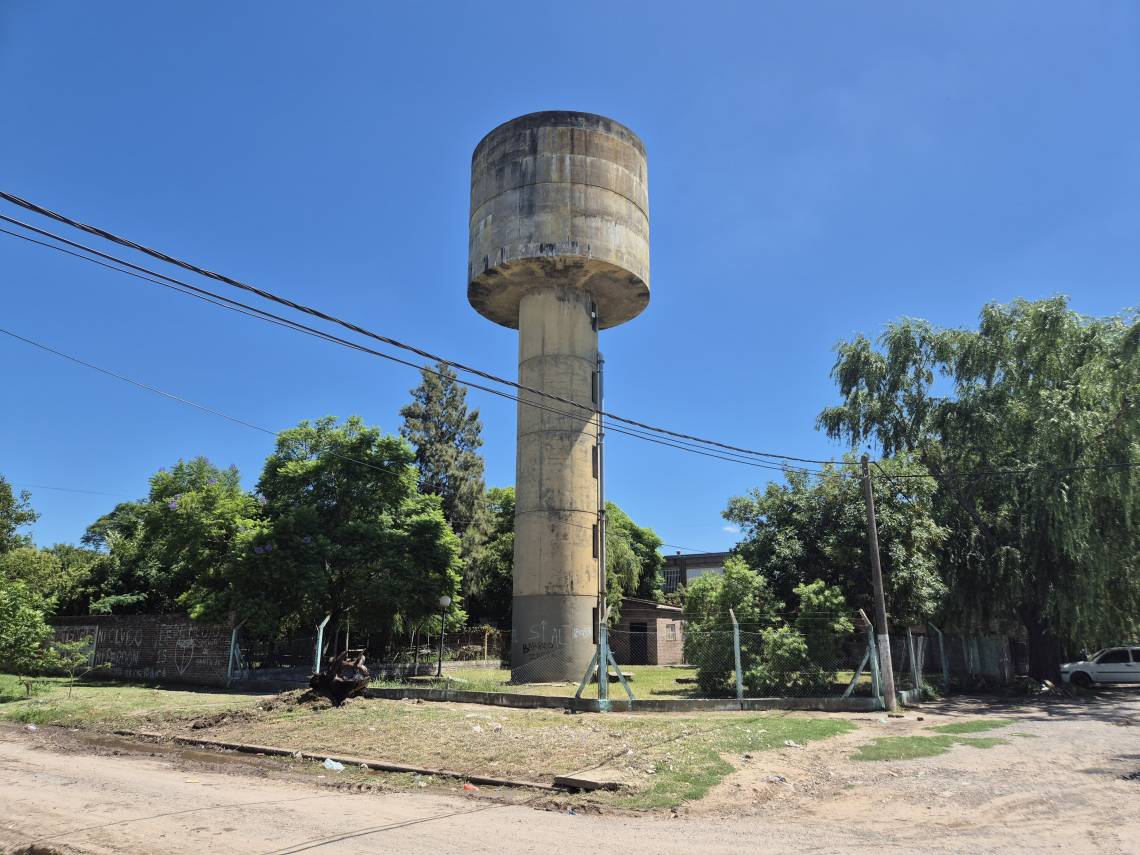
689 691 1140 852
188 709 256 730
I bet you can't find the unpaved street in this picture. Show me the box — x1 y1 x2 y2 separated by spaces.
2 692 1138 854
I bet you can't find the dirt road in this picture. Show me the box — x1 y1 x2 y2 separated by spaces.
2 691 1138 854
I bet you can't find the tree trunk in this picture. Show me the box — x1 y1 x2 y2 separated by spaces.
1020 604 1063 681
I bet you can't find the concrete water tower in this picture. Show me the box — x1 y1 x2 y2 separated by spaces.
468 111 650 682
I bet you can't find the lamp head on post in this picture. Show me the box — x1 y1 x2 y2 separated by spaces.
436 595 452 678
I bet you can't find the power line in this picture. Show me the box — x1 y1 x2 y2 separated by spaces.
0 216 831 479
12 483 129 498
0 325 725 550
0 191 843 467
0 326 414 482
9 198 1125 485
9 213 1134 486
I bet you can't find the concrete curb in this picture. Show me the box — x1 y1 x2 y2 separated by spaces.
365 686 882 713
112 729 563 792
896 688 925 707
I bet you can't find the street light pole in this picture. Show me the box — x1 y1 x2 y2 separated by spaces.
436 595 451 678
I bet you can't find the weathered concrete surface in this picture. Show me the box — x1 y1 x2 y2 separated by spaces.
511 286 598 680
468 111 651 682
468 110 650 330
365 686 884 714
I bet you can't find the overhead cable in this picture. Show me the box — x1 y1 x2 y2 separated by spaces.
0 191 844 468
0 217 829 479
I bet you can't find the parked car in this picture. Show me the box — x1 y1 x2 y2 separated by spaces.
1059 647 1140 687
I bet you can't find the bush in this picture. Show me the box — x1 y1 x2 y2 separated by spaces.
744 626 832 697
682 625 734 695
793 579 853 665
0 581 53 683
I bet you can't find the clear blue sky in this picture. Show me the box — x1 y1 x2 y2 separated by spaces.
2 2 1137 552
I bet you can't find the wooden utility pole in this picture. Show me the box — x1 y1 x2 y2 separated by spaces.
861 454 897 711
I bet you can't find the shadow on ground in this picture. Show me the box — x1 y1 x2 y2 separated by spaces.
921 686 1140 726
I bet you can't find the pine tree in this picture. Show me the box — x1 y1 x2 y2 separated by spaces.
400 363 492 579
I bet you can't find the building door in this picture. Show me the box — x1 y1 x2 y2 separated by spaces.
630 622 648 665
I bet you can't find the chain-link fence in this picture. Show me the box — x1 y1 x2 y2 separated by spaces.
234 617 890 704
606 624 879 700
365 621 882 703
884 628 1022 694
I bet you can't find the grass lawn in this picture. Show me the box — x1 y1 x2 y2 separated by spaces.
0 674 264 728
1 673 855 811
392 664 872 699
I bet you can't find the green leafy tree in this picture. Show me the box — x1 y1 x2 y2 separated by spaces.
238 416 463 651
744 625 817 696
47 636 107 697
0 476 37 554
608 504 665 602
463 487 515 628
460 491 664 628
793 579 854 665
818 298 1140 676
724 455 947 626
82 459 258 615
682 557 782 694
0 579 52 686
602 502 667 622
44 544 101 615
0 545 97 618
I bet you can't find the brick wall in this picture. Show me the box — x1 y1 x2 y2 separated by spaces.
51 614 234 687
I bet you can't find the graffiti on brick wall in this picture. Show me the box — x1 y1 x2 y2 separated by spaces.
154 623 231 676
50 616 233 687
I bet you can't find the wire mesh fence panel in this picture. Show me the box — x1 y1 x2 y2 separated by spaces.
890 632 928 691
738 628 877 698
605 625 877 700
230 628 320 687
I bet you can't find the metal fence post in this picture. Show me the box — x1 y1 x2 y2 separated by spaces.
907 627 921 692
867 626 883 708
313 614 331 674
226 619 246 688
598 621 609 703
928 622 949 694
729 608 744 707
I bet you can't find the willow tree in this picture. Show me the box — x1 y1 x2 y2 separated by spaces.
819 297 1140 676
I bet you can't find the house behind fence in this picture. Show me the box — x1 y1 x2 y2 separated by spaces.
609 598 686 665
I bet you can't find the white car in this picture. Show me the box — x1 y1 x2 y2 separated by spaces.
1059 647 1140 687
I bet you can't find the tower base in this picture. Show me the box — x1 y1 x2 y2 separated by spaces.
510 594 596 683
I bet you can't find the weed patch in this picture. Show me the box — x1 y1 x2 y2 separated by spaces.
928 718 1013 735
853 733 1007 761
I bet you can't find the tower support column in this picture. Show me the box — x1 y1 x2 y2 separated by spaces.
511 286 599 681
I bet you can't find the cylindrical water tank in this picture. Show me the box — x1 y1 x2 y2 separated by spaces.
468 111 650 330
